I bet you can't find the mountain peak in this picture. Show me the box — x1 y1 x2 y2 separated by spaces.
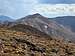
20 13 46 20
28 13 43 18
33 13 42 16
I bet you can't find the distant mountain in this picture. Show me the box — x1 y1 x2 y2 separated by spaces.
12 13 75 42
0 15 14 22
52 16 75 32
0 15 15 27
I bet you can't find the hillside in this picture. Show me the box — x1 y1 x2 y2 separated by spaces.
0 24 75 56
52 16 75 32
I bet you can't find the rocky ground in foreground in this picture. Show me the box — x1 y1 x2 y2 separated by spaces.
0 27 75 56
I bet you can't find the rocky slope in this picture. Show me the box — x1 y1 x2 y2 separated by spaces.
0 24 75 56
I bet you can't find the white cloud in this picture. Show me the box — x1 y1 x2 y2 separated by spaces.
31 4 75 18
0 0 75 19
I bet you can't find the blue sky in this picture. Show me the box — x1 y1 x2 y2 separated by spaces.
39 0 75 4
0 0 75 19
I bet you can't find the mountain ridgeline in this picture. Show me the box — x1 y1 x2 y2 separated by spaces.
11 13 75 43
0 14 75 56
